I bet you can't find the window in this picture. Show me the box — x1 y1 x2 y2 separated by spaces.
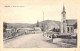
71 27 73 32
67 27 69 33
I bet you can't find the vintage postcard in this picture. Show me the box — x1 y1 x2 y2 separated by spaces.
0 0 80 51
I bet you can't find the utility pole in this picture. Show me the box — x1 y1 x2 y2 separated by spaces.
43 11 44 22
42 10 44 36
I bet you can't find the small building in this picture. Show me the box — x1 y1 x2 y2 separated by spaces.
17 28 35 34
34 27 42 34
6 29 12 34
66 20 77 34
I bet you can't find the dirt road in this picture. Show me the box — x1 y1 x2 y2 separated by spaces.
4 33 77 48
4 34 58 48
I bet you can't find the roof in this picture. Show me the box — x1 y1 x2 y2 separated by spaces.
34 27 41 29
66 19 77 26
34 27 41 31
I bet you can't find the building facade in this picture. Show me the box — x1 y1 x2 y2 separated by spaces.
61 5 77 34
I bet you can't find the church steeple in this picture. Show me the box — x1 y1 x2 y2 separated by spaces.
61 5 66 23
62 5 66 18
61 5 67 33
63 5 65 12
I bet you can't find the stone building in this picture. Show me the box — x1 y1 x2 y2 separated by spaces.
61 5 77 34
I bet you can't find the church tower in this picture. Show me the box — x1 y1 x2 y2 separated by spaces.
61 5 67 33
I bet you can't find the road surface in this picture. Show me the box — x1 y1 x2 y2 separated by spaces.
4 33 58 48
4 33 77 48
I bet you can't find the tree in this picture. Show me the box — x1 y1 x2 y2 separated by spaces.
74 22 77 29
41 25 44 31
53 28 56 32
56 29 60 32
36 20 39 27
3 22 7 32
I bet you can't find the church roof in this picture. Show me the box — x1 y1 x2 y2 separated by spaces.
66 19 77 26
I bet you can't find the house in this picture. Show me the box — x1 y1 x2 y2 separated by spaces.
17 28 35 34
66 20 77 34
34 27 42 34
6 29 12 34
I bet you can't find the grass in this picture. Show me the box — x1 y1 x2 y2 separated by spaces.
56 38 77 48
62 39 77 45
45 38 77 48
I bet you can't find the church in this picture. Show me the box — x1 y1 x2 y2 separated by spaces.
61 5 77 34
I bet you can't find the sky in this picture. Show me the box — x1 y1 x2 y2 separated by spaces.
1 0 80 23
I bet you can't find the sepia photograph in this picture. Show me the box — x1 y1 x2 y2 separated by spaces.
0 0 80 51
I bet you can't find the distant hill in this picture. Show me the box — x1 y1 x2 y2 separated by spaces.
38 20 60 27
7 23 34 28
6 20 61 31
36 20 60 31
